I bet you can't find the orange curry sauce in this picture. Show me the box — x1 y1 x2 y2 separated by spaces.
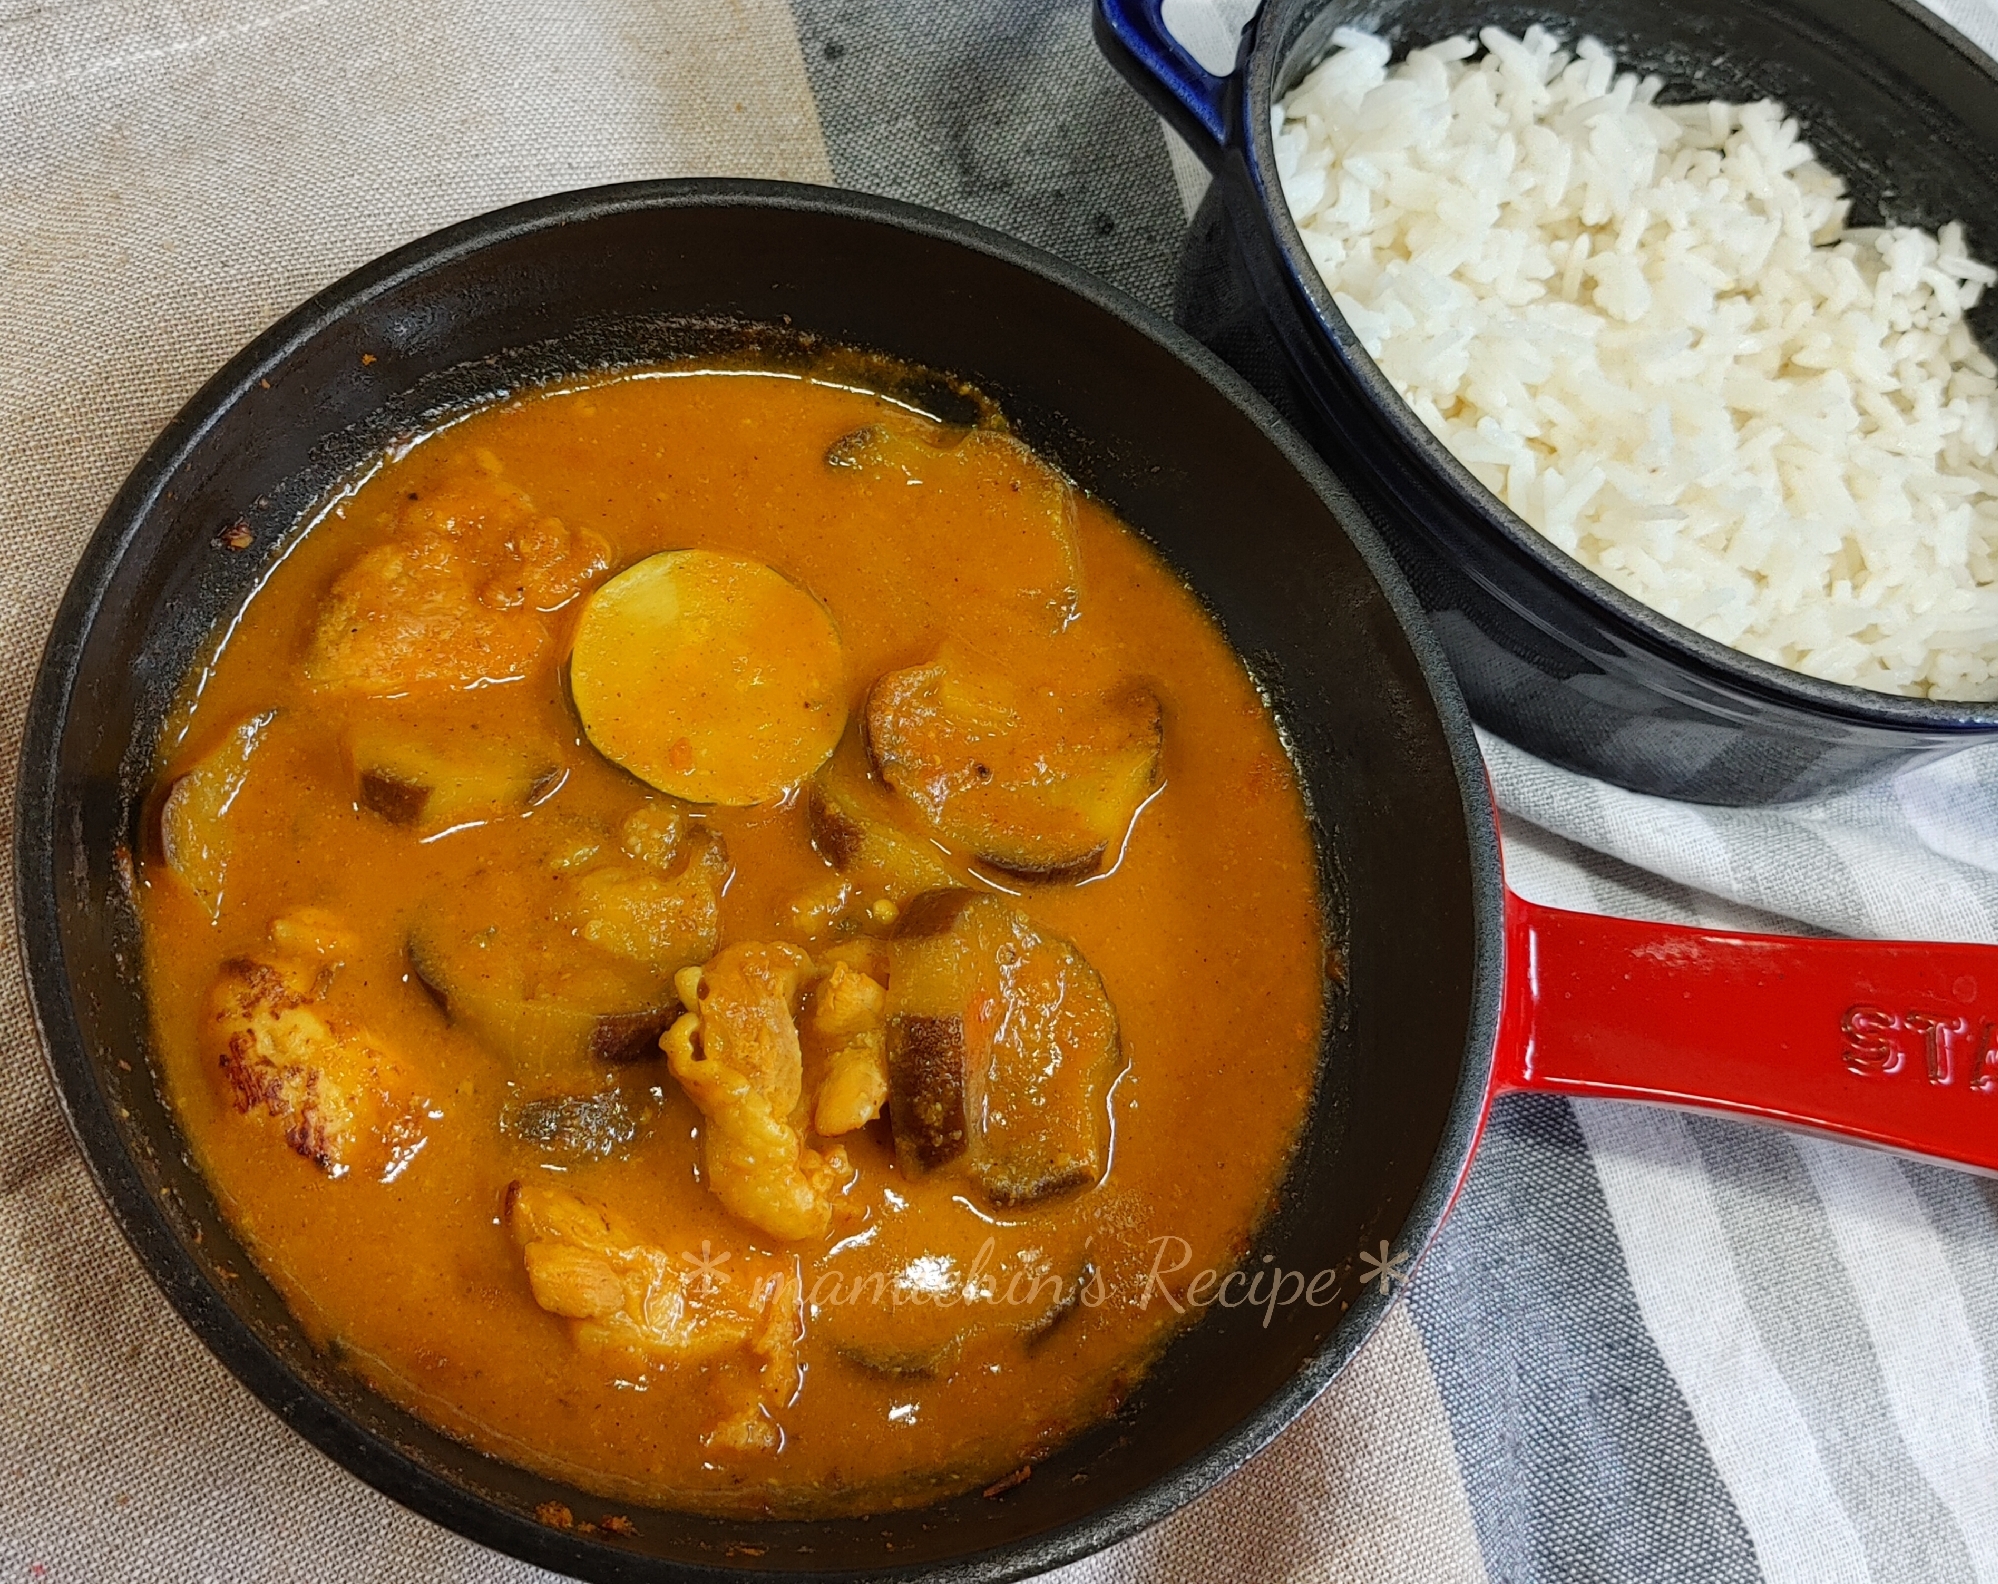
138 362 1324 1516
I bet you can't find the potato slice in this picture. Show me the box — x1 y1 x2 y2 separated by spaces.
348 724 563 835
570 550 846 806
865 653 1163 881
885 889 1121 1206
159 711 276 921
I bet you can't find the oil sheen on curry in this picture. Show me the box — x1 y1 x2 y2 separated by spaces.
138 356 1325 1517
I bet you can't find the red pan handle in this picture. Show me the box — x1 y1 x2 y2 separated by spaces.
1493 892 1998 1172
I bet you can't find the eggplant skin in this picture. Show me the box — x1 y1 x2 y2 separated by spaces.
358 769 430 826
886 1013 970 1170
1021 1261 1096 1353
500 1089 641 1162
805 782 864 870
979 844 1108 886
892 886 979 940
587 1009 679 1065
833 1336 964 1381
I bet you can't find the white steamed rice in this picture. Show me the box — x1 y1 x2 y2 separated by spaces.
1274 25 1998 700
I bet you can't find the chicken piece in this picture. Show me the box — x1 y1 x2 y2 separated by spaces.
674 941 813 1108
506 1181 801 1449
865 651 1163 882
158 711 276 921
616 800 693 869
808 961 889 1136
208 953 425 1179
818 937 892 982
304 463 608 695
705 1400 781 1454
813 1041 886 1137
565 830 730 979
784 876 859 938
663 943 853 1241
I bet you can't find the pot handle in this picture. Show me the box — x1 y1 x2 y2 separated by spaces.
1495 892 1998 1172
1093 0 1234 150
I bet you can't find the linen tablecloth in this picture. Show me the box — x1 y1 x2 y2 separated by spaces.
4 2 1996 1579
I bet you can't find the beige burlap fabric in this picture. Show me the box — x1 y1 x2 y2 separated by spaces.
0 2 1487 1578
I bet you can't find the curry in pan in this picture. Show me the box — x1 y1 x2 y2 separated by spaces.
137 354 1326 1516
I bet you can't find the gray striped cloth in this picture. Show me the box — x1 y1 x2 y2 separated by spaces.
3 1 1995 1580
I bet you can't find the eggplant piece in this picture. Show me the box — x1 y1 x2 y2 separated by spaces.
824 422 1083 637
801 732 954 918
409 928 677 1070
864 654 1162 882
500 1088 643 1162
536 811 608 874
884 890 1121 1206
1021 1262 1097 1353
833 1337 964 1382
348 724 563 835
820 1246 1091 1377
158 711 276 920
407 881 679 1075
569 549 847 806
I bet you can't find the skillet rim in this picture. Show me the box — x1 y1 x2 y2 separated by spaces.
12 176 1506 1582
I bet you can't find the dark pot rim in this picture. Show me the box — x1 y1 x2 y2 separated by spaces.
15 177 1507 1582
1237 0 1998 736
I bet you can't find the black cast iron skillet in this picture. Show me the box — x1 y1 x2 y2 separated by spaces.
16 182 1502 1580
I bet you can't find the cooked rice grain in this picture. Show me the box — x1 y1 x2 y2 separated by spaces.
1276 25 1998 700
